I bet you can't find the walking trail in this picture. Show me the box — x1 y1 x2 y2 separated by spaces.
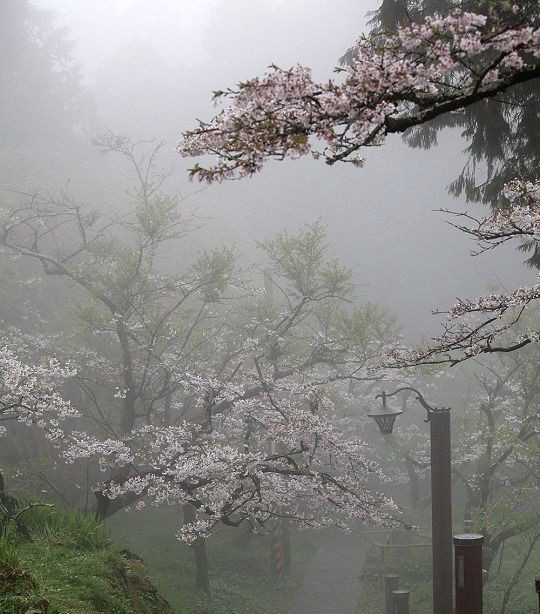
288 527 373 614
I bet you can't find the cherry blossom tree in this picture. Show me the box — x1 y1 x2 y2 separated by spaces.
0 134 234 536
66 222 402 540
1 135 405 546
65 376 396 544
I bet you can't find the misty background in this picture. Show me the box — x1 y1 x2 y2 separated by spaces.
2 3 539 613
17 0 532 340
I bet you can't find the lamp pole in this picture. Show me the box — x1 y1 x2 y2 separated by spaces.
369 387 453 614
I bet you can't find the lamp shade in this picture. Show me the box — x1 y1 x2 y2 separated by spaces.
367 405 403 434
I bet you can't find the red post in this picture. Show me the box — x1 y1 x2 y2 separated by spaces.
453 533 484 614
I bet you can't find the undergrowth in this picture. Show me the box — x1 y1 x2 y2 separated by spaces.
0 502 171 614
107 504 317 614
1 498 315 613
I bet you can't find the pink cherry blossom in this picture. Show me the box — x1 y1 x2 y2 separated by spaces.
178 11 539 183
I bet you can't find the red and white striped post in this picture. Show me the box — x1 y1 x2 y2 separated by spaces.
270 518 285 578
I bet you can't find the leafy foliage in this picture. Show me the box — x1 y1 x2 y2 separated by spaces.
258 222 354 301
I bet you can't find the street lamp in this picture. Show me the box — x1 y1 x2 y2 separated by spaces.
369 386 453 614
367 391 403 434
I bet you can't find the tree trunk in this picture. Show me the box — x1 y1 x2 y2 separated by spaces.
282 517 291 572
94 466 139 520
115 319 137 436
93 319 137 519
0 470 5 535
183 504 210 593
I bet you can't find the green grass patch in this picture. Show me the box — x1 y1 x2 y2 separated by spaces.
1 498 316 613
107 505 317 614
0 504 172 614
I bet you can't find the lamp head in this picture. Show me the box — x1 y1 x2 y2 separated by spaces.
368 395 403 434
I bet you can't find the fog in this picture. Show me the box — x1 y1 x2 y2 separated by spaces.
1 2 538 614
31 0 534 338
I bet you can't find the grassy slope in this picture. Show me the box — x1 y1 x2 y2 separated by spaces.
0 506 172 614
1 500 316 614
107 505 316 614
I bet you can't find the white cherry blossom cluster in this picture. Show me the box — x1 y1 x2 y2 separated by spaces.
66 377 396 542
448 283 540 319
64 431 133 468
178 10 539 182
491 180 540 239
0 346 77 438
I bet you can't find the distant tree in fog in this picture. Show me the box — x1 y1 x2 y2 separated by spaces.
0 0 90 146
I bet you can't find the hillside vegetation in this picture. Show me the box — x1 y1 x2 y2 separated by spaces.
0 505 172 614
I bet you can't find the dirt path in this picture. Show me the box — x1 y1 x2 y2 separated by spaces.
287 528 371 614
